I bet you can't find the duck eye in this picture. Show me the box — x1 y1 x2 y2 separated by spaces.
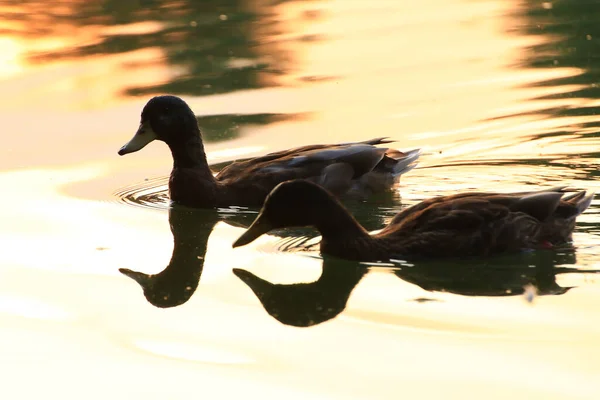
158 114 171 126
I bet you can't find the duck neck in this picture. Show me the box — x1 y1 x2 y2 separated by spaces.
314 200 370 243
168 128 213 178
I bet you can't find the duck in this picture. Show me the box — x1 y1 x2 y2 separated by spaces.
117 95 420 208
232 180 594 261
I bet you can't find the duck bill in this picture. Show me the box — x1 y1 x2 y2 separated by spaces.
118 121 157 155
119 268 151 287
232 215 273 248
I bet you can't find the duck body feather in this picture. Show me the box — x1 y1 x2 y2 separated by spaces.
233 181 593 261
364 189 587 259
118 95 419 209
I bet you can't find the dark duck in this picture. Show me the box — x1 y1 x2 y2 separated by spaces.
233 180 594 261
118 95 420 208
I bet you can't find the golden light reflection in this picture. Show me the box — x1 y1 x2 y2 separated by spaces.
0 20 171 111
0 37 23 78
0 166 170 276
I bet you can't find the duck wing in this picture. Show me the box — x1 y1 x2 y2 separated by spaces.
386 186 576 227
216 137 420 196
217 137 391 178
379 188 592 257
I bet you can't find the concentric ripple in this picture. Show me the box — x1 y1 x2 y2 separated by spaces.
113 159 245 210
114 176 170 210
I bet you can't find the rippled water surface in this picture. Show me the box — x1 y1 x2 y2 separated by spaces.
2 1 600 399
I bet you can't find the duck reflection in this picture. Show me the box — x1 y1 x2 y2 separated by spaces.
233 257 367 327
116 182 395 308
119 205 252 308
118 204 324 308
394 250 596 298
234 249 599 327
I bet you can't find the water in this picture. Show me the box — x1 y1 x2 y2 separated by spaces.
2 0 600 398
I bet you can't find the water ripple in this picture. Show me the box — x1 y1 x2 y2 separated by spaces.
114 176 170 210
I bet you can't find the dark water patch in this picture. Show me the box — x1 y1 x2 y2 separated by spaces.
6 0 309 97
498 0 600 131
197 112 311 142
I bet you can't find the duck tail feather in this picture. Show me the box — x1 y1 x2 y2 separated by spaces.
363 137 395 145
574 191 594 215
562 190 585 202
512 192 563 221
338 137 394 146
393 162 418 177
542 185 569 193
391 149 421 177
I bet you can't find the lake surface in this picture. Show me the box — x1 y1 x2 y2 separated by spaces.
1 0 600 399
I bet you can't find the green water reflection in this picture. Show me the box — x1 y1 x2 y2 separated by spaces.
13 0 292 96
501 0 600 132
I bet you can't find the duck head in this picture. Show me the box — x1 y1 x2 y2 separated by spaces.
233 180 337 247
118 95 199 155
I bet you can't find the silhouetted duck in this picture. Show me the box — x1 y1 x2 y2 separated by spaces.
118 95 420 208
233 258 367 327
233 180 594 261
